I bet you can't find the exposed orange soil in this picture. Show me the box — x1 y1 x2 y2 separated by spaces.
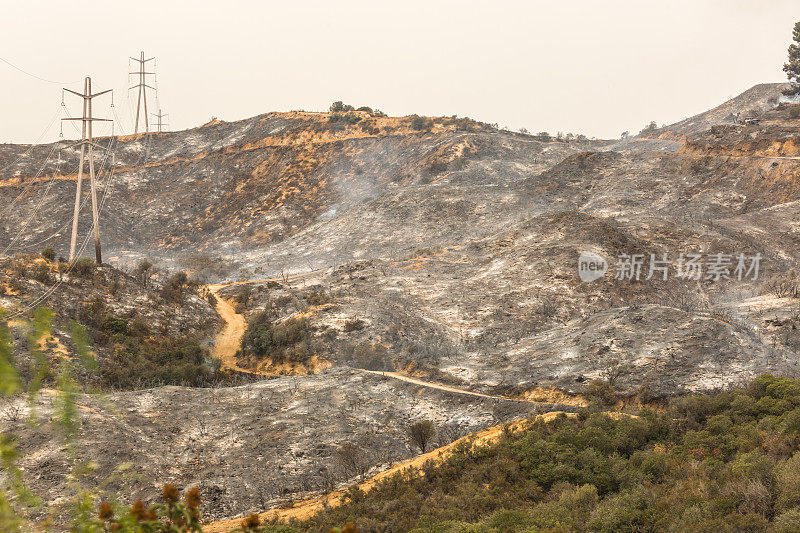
206 284 255 375
203 412 574 532
205 270 326 375
1 113 453 187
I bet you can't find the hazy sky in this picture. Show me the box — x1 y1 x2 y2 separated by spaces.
0 1 797 143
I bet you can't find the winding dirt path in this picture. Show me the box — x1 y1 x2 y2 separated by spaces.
200 277 590 532
201 272 587 532
363 370 511 401
203 411 572 532
205 270 324 375
206 284 257 375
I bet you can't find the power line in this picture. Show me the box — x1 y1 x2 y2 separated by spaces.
4 135 120 319
0 56 82 85
4 66 158 317
18 135 116 252
0 144 60 256
0 105 62 175
6 128 154 319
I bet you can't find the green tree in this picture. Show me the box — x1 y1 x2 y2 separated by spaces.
784 21 800 96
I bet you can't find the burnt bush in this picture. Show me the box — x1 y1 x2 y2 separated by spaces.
340 341 391 370
32 262 52 284
71 257 97 278
306 288 332 306
343 318 365 332
162 271 193 303
180 253 240 281
410 115 433 131
232 286 252 313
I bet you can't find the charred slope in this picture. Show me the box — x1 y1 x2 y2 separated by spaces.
640 82 787 141
221 100 800 397
9 368 543 522
0 112 596 269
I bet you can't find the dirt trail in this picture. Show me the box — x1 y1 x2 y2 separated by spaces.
201 272 582 531
206 284 256 375
203 411 573 532
205 270 324 375
363 370 513 401
201 276 586 531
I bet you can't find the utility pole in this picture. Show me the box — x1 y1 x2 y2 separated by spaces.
62 77 112 264
130 51 155 134
151 109 169 133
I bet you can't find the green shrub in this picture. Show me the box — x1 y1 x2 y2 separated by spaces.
330 112 361 125
584 379 617 407
101 336 214 388
240 313 313 364
102 317 129 335
329 101 354 113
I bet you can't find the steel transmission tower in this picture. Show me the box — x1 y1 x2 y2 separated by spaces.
130 51 155 134
151 109 169 133
62 77 112 264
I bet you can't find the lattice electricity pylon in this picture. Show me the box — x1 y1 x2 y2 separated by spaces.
151 109 169 133
130 51 155 134
61 77 113 264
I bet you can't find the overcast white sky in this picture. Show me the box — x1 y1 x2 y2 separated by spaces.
0 1 796 143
